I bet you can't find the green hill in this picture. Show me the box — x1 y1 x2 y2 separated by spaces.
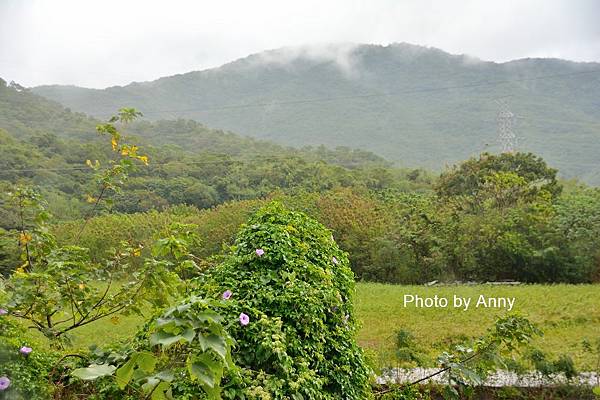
0 78 427 225
32 43 600 184
0 77 387 167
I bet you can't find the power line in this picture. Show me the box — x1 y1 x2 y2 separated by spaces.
515 115 600 129
0 154 375 175
6 67 599 134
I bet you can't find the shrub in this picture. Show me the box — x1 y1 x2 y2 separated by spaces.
0 318 59 399
194 201 373 399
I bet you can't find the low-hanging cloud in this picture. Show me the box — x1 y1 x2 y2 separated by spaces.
247 43 363 78
0 0 598 88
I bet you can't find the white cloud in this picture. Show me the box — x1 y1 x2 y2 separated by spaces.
0 0 598 88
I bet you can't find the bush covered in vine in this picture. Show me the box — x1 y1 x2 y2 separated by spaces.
191 201 373 399
0 317 60 399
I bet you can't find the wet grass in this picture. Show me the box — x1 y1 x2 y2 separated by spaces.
355 283 600 370
67 283 600 371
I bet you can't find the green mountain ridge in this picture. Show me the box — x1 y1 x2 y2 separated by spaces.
0 77 387 166
31 43 600 184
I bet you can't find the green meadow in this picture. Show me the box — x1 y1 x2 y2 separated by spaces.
69 283 600 371
355 283 600 370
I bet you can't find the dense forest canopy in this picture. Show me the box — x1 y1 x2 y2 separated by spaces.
1 77 599 285
0 78 431 224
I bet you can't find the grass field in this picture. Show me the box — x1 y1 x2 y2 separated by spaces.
70 283 600 370
355 283 600 370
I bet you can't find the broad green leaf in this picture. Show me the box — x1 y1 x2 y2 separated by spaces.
151 330 184 347
72 364 116 380
195 311 223 323
155 370 175 382
116 356 136 389
142 377 160 393
187 358 215 388
197 333 227 360
196 352 224 383
116 351 157 389
181 327 196 342
151 382 172 400
187 353 225 399
136 351 158 373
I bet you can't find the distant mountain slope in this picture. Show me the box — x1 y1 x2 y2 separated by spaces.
0 78 97 141
0 79 388 168
33 43 600 184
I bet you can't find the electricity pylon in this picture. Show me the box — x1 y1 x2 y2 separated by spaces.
496 100 517 153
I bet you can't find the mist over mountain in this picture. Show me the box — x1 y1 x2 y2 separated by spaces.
33 43 600 184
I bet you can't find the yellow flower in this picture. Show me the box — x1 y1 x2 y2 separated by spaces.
15 264 27 274
111 137 118 150
138 155 149 165
19 232 32 245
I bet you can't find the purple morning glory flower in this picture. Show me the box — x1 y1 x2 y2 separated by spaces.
0 376 10 391
332 256 338 265
19 346 32 356
222 290 232 300
255 249 264 257
239 313 250 326
344 314 350 324
0 309 7 316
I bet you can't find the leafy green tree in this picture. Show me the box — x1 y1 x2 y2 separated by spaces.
0 110 182 341
436 152 562 203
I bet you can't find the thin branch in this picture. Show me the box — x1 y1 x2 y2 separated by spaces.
55 275 147 337
18 196 33 271
76 184 107 241
48 353 89 383
378 342 496 396
11 312 46 331
409 343 492 386
66 281 84 320
144 381 160 400
55 302 129 337
77 273 114 325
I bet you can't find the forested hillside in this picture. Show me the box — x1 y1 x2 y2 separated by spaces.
0 78 430 224
4 75 600 286
33 43 600 184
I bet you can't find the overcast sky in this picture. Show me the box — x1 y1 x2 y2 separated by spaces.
1 0 599 88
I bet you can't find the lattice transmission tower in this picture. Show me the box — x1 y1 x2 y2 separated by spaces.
496 100 517 153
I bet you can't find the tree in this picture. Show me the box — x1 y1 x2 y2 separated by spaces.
436 152 562 202
0 109 181 341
